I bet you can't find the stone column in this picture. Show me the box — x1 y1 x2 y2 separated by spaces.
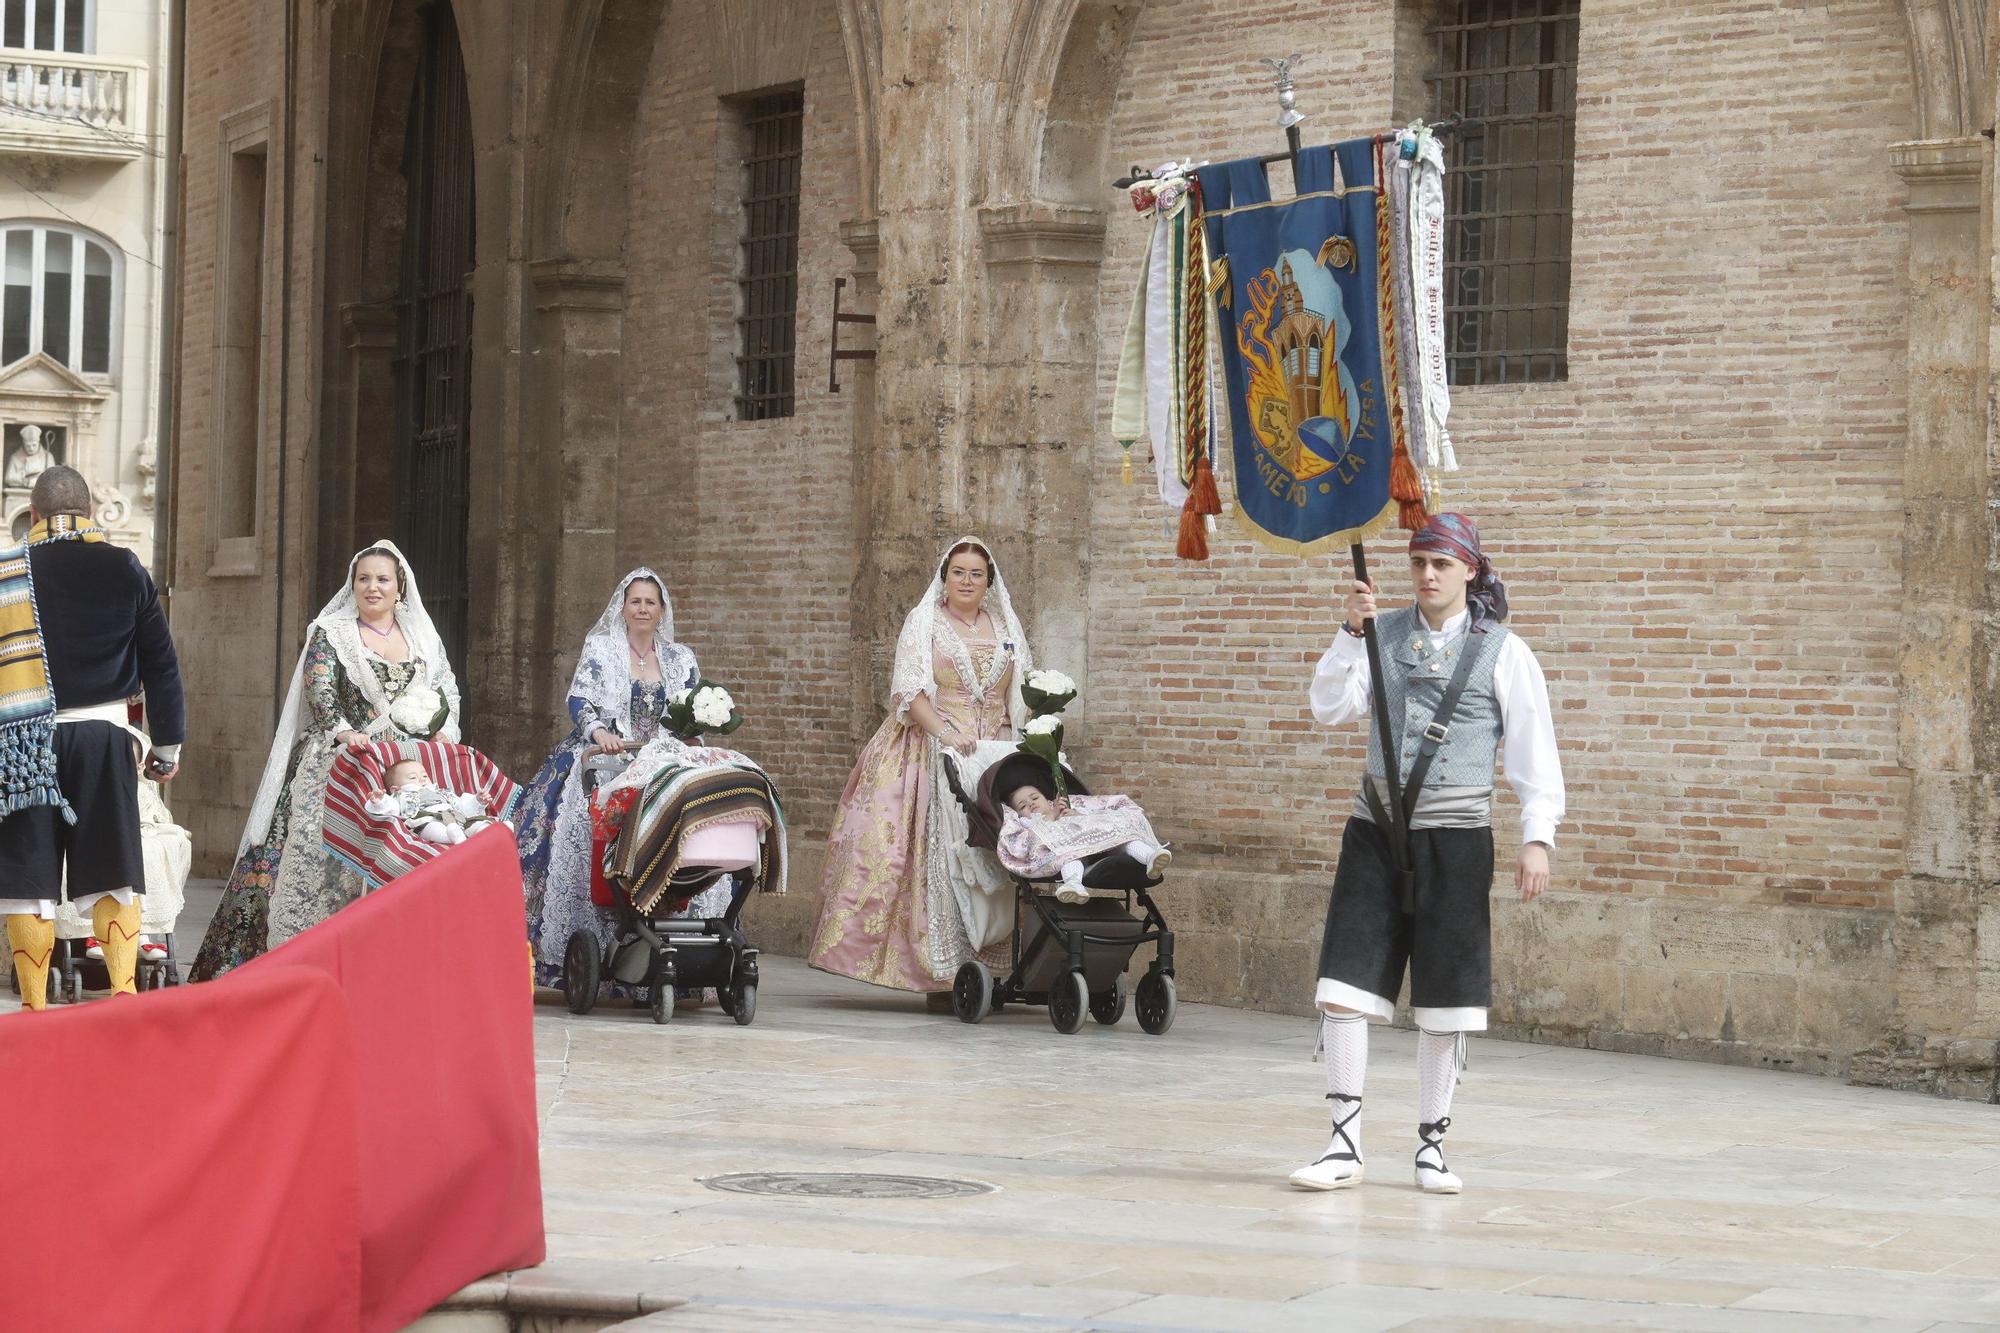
839 217 885 743
1875 137 2000 1100
518 257 627 760
848 0 997 705
972 201 1106 677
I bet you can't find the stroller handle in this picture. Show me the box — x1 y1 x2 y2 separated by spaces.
582 748 635 796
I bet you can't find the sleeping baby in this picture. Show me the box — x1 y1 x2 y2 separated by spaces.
996 778 1170 904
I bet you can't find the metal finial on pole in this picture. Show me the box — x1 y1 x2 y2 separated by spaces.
1257 54 1306 129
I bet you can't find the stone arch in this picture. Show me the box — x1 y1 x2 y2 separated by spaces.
835 0 881 217
991 0 1145 206
1900 0 1989 139
536 0 675 264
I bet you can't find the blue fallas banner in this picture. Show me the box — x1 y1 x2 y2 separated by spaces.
1196 139 1409 555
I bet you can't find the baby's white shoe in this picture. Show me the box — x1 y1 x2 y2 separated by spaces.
1054 864 1088 904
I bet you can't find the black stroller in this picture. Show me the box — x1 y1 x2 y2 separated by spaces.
942 752 1177 1035
562 752 772 1026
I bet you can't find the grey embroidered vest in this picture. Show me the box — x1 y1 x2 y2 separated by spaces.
1354 606 1508 827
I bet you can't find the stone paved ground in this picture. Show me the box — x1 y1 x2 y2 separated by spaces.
13 889 1999 1330
532 959 2000 1332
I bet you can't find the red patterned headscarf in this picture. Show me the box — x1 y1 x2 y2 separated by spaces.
1409 512 1509 631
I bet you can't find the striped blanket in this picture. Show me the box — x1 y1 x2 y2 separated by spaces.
601 758 785 916
323 740 520 890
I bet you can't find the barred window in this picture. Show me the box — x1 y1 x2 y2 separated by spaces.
732 88 803 421
1427 0 1578 384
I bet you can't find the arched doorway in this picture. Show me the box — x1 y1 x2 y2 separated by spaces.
392 0 475 668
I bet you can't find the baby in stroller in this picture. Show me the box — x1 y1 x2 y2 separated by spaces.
998 778 1171 903
365 756 504 846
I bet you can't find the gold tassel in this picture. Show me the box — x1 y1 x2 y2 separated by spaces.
1121 445 1134 486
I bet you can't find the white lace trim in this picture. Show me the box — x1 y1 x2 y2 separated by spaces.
888 535 1033 732
569 568 698 742
238 541 457 859
922 739 1017 981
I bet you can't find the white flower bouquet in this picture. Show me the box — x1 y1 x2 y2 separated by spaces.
1022 667 1078 717
388 682 451 738
665 679 744 742
1017 711 1067 796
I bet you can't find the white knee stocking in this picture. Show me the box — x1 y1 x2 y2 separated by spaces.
1416 1027 1463 1124
1320 1010 1368 1160
1415 1027 1467 1192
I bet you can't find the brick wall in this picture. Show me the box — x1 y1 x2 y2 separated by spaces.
617 0 861 928
1075 0 1915 1062
170 0 299 873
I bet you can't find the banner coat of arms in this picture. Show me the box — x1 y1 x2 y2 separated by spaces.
1196 139 1423 555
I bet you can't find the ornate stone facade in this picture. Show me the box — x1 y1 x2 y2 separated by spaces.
168 0 2000 1097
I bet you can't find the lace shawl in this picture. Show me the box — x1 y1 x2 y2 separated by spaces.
238 540 460 858
887 535 1034 732
568 567 699 743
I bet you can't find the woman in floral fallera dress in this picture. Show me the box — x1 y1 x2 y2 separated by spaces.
190 543 462 980
516 568 713 987
808 536 1035 999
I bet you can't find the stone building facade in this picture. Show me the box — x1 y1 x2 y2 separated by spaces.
165 0 2000 1098
0 0 174 561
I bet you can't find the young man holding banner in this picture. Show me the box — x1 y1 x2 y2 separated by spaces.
1291 513 1564 1194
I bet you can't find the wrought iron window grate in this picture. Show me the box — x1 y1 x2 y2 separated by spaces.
1427 0 1579 385
734 89 803 420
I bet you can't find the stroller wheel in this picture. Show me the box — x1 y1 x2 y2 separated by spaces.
1135 970 1177 1036
647 954 675 1025
562 931 601 1015
1048 971 1088 1035
952 961 993 1024
1090 975 1128 1027
731 983 757 1026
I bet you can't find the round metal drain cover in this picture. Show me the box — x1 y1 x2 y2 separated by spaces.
702 1171 996 1200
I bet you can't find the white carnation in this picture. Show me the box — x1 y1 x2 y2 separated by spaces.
1024 714 1061 736
389 684 445 734
692 686 735 729
1028 669 1076 695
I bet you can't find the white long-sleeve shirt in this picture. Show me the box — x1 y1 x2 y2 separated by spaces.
1309 607 1566 847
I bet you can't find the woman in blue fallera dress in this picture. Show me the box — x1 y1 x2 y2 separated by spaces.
516 568 720 985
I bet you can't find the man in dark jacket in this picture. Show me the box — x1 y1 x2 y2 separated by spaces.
2 466 184 1008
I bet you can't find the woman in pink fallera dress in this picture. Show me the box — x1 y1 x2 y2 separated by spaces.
807 537 1035 999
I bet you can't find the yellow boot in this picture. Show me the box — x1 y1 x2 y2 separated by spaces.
7 913 53 1011
91 896 141 996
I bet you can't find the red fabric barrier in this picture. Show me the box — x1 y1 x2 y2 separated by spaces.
245 823 545 1332
0 966 364 1332
0 822 543 1332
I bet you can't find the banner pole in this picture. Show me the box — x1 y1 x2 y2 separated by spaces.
1261 53 1408 827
